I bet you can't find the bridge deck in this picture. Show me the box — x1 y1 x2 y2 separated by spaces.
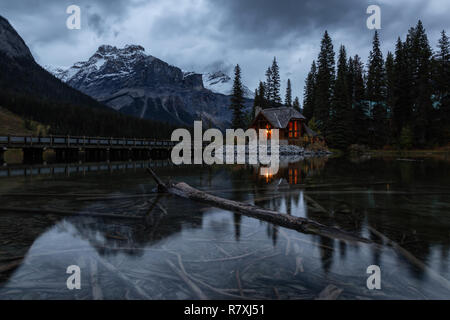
0 135 176 149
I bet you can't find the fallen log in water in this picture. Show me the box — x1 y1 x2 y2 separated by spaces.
147 168 371 244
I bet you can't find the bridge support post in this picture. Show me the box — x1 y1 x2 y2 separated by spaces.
85 148 108 162
150 148 170 160
85 148 96 162
0 148 5 165
55 148 80 163
132 149 149 160
23 148 44 164
110 149 128 161
109 149 118 162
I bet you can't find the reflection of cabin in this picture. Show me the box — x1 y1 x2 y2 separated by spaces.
254 158 328 185
250 106 321 145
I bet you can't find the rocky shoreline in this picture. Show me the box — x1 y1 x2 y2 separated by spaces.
218 144 332 157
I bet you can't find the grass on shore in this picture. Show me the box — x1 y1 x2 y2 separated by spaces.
0 107 49 136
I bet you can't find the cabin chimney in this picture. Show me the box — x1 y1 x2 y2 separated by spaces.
255 106 262 118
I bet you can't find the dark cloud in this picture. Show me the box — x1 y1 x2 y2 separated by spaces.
1 0 449 99
87 13 107 37
213 0 371 48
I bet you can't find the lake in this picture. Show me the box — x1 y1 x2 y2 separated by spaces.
0 155 449 300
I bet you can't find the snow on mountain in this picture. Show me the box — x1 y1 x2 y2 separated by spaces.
202 71 254 99
45 45 253 129
49 45 148 86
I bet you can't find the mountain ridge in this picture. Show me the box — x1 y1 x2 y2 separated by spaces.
47 44 253 129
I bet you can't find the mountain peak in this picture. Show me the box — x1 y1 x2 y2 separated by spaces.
0 15 33 61
97 44 116 53
124 44 145 52
96 44 145 55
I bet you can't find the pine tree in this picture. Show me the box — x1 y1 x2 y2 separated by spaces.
351 55 369 145
408 21 433 146
434 30 450 142
303 61 316 120
385 51 396 143
252 88 259 120
271 57 281 104
293 97 301 112
393 37 413 138
314 31 335 137
230 64 245 129
265 67 273 103
258 81 268 109
366 30 387 147
329 45 352 149
434 30 450 101
347 56 355 104
285 79 292 107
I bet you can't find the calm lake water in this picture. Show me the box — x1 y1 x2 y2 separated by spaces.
0 155 449 300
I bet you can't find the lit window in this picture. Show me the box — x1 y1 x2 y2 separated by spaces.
266 124 271 139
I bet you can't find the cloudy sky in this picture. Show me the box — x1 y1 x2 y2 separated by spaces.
1 0 449 100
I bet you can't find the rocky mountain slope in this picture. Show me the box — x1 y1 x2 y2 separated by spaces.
0 16 33 61
0 15 109 110
48 45 253 129
0 15 177 138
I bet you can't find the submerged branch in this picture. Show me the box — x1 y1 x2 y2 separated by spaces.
146 168 371 244
166 259 208 300
368 226 450 291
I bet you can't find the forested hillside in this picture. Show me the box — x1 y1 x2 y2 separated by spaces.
0 16 178 139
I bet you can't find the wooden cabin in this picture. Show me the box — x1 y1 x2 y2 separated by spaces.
250 106 321 145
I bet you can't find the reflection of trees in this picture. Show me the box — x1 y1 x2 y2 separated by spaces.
309 157 450 277
0 164 216 285
248 156 450 278
2 156 450 288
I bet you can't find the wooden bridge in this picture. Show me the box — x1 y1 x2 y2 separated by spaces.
0 135 177 164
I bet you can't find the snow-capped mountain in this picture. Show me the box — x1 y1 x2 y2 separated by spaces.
47 45 252 129
202 71 254 99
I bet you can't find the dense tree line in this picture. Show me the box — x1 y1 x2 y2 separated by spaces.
0 90 179 138
250 58 301 117
303 21 450 149
0 53 179 138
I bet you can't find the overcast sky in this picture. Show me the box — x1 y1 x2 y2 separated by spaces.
1 0 449 100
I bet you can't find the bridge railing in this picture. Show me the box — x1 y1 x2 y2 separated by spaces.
0 135 177 148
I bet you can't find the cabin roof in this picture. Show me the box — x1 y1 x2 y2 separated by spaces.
255 107 306 129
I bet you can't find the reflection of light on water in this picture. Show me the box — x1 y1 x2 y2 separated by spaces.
260 167 274 183
299 191 305 217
